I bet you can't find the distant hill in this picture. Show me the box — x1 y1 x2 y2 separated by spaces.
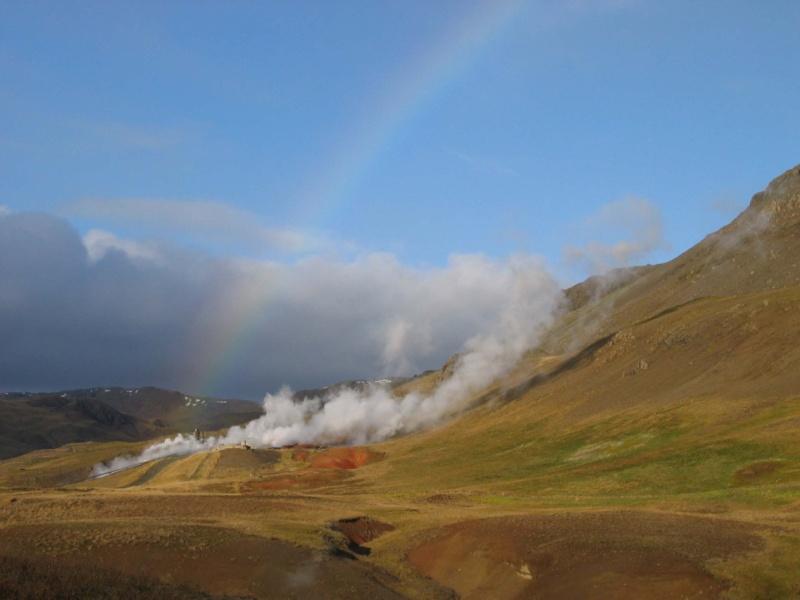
0 387 262 460
59 386 263 432
0 393 154 460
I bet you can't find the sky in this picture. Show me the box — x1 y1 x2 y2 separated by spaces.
1 1 799 399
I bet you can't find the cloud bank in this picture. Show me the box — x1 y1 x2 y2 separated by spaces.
0 210 562 400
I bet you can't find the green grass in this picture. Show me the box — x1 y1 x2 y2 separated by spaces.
376 402 800 514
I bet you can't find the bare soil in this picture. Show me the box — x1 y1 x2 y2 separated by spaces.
307 446 384 469
408 511 765 600
0 523 405 599
332 516 396 546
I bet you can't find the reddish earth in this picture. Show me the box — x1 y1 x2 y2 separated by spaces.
246 468 347 491
298 446 384 469
290 447 311 462
408 511 765 600
246 446 383 491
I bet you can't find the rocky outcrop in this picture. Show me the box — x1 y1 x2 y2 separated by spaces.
749 163 800 220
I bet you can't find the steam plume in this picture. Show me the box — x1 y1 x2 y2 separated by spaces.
92 257 562 477
564 197 666 274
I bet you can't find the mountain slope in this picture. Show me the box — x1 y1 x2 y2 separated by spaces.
0 387 262 459
0 394 154 460
363 166 800 596
381 164 800 487
66 386 262 432
548 163 800 352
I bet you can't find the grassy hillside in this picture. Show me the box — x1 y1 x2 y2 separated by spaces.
1 165 799 598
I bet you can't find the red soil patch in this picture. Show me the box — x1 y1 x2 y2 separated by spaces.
408 511 764 600
291 448 311 462
307 447 384 470
289 444 320 463
246 468 347 491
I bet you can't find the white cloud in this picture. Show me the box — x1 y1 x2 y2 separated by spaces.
82 229 162 264
0 212 563 400
66 198 320 255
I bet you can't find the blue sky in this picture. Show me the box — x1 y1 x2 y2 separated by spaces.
2 0 798 272
1 1 800 396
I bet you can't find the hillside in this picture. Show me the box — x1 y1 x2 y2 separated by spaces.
1 165 799 598
0 387 262 460
0 393 155 460
62 386 263 432
379 165 800 493
547 163 800 353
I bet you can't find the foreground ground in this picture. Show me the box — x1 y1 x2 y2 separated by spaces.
2 367 800 600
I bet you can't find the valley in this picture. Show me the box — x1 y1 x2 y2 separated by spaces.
2 166 800 598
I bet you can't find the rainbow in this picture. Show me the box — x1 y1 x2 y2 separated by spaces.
297 0 526 223
182 262 281 398
190 1 525 396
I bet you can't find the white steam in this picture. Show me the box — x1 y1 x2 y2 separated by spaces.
92 256 562 477
564 197 666 274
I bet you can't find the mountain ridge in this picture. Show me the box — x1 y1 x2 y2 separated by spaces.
0 386 262 459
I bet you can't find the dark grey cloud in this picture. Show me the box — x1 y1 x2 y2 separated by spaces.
0 213 207 392
0 211 560 400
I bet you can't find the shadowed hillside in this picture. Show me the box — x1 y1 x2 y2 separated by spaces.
0 387 261 460
0 394 155 460
73 386 263 432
